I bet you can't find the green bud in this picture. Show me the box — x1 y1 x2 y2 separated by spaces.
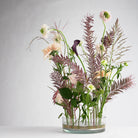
100 45 104 51
101 60 107 66
40 28 44 34
124 62 128 66
104 11 110 19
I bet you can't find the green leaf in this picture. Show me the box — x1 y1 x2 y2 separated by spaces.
117 73 120 79
71 99 77 107
92 97 97 102
59 88 72 99
76 81 84 92
50 50 58 56
89 101 97 107
86 94 91 104
72 92 78 97
62 76 69 80
58 113 63 119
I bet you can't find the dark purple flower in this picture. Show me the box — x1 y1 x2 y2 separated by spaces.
72 40 80 56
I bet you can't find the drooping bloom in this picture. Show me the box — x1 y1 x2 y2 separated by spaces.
94 70 111 79
53 90 63 104
53 33 62 43
100 11 111 22
72 40 80 56
68 74 77 85
42 42 61 59
87 84 96 91
40 24 49 38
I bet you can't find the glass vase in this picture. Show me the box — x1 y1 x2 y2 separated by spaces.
62 116 105 134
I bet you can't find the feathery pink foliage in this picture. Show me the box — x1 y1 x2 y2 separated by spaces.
83 15 101 85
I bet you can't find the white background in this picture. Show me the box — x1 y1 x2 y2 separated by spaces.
0 0 137 127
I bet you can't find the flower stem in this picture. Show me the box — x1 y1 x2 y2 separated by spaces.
77 55 86 73
50 28 70 57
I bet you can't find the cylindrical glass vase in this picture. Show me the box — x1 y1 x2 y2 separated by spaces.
62 117 105 134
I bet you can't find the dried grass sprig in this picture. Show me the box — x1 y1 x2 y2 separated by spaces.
51 70 66 89
105 19 131 63
52 55 87 85
83 15 100 84
106 75 134 102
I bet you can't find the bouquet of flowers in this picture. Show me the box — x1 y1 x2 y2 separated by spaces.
30 11 134 132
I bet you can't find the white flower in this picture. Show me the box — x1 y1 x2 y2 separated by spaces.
87 84 96 91
53 33 62 43
55 93 63 104
68 74 77 85
40 24 49 38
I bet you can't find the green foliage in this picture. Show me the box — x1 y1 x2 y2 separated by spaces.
54 63 64 74
59 88 72 99
76 81 84 92
71 99 78 107
58 113 63 119
62 76 69 80
82 106 88 120
50 50 59 56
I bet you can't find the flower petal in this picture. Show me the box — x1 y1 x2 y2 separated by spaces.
72 40 80 56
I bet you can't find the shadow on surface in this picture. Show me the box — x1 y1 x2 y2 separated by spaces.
0 126 63 135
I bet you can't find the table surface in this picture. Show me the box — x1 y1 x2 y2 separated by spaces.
0 126 138 138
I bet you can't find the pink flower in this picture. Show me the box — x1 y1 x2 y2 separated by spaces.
100 11 111 22
68 74 77 85
42 42 61 59
53 90 63 104
55 93 63 104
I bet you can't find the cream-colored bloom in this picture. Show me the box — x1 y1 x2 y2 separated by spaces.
87 84 96 91
42 42 61 59
95 44 105 55
55 93 63 104
100 11 111 22
68 74 77 85
53 33 62 43
96 44 101 54
51 42 61 51
94 70 111 79
40 24 49 38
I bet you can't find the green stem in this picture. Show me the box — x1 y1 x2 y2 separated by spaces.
78 106 81 127
71 107 74 127
88 110 90 126
100 21 106 113
100 21 106 77
50 28 70 57
80 44 88 60
102 21 106 45
77 55 86 73
64 109 69 125
51 28 86 73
